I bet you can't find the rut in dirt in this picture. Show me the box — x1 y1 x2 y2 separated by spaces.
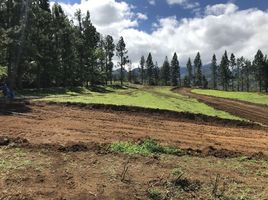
176 88 268 126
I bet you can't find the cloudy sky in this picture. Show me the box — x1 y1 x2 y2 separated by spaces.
52 0 268 67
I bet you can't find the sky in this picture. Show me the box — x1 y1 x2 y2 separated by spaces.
51 0 268 67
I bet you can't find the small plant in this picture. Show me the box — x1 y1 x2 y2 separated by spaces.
171 168 184 182
211 174 226 199
110 138 182 156
169 167 201 192
148 188 161 200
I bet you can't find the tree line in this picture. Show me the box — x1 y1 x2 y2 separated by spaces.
0 0 267 92
0 0 126 89
134 50 268 92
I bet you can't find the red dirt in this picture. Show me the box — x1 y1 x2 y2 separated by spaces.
176 88 268 126
0 102 267 156
0 102 268 199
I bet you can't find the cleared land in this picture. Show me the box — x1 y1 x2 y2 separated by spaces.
192 89 268 106
0 102 268 199
177 88 268 126
22 86 240 120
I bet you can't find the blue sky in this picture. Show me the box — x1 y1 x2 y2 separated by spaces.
58 0 268 33
55 0 268 66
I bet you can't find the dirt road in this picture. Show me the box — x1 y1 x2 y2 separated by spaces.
176 88 268 126
0 103 267 156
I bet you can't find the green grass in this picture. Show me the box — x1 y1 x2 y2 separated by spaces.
22 85 241 120
192 89 268 106
110 139 182 156
0 65 7 78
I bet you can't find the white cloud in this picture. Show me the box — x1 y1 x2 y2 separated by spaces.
137 13 148 20
56 1 268 68
166 0 200 10
53 0 138 37
148 0 156 5
205 3 238 16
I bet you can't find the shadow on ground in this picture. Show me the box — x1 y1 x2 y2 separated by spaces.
0 100 32 115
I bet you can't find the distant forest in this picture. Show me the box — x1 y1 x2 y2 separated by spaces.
0 0 268 92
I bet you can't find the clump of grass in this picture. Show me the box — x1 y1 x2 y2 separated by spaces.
147 188 162 200
110 139 182 156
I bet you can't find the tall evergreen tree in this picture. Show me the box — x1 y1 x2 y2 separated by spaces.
230 53 236 91
170 53 180 86
140 56 145 84
219 51 231 91
74 9 85 85
244 59 252 92
161 56 170 86
211 54 217 89
104 35 115 85
153 62 160 85
186 58 192 86
194 52 202 87
116 36 128 85
83 11 100 86
146 53 154 85
236 57 242 91
253 50 265 92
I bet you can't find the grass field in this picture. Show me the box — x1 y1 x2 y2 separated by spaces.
192 89 268 106
22 85 241 120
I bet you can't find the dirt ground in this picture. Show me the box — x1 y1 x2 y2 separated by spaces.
176 88 268 126
0 102 268 199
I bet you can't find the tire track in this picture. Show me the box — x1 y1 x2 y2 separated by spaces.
176 88 268 126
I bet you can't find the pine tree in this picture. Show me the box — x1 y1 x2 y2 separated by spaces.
253 50 265 92
140 56 145 84
211 54 217 89
237 57 246 91
74 9 85 85
186 58 192 86
230 53 236 91
153 62 160 85
83 11 100 86
194 52 202 87
116 36 128 85
170 53 180 86
146 53 154 85
104 35 115 85
161 56 170 86
219 51 231 91
244 60 251 92
236 57 242 91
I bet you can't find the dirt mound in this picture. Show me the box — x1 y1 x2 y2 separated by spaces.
201 146 242 158
42 101 259 129
176 88 268 126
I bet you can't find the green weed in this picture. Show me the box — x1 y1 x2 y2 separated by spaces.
110 139 182 156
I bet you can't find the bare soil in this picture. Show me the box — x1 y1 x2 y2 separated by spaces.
0 102 268 199
176 88 268 126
